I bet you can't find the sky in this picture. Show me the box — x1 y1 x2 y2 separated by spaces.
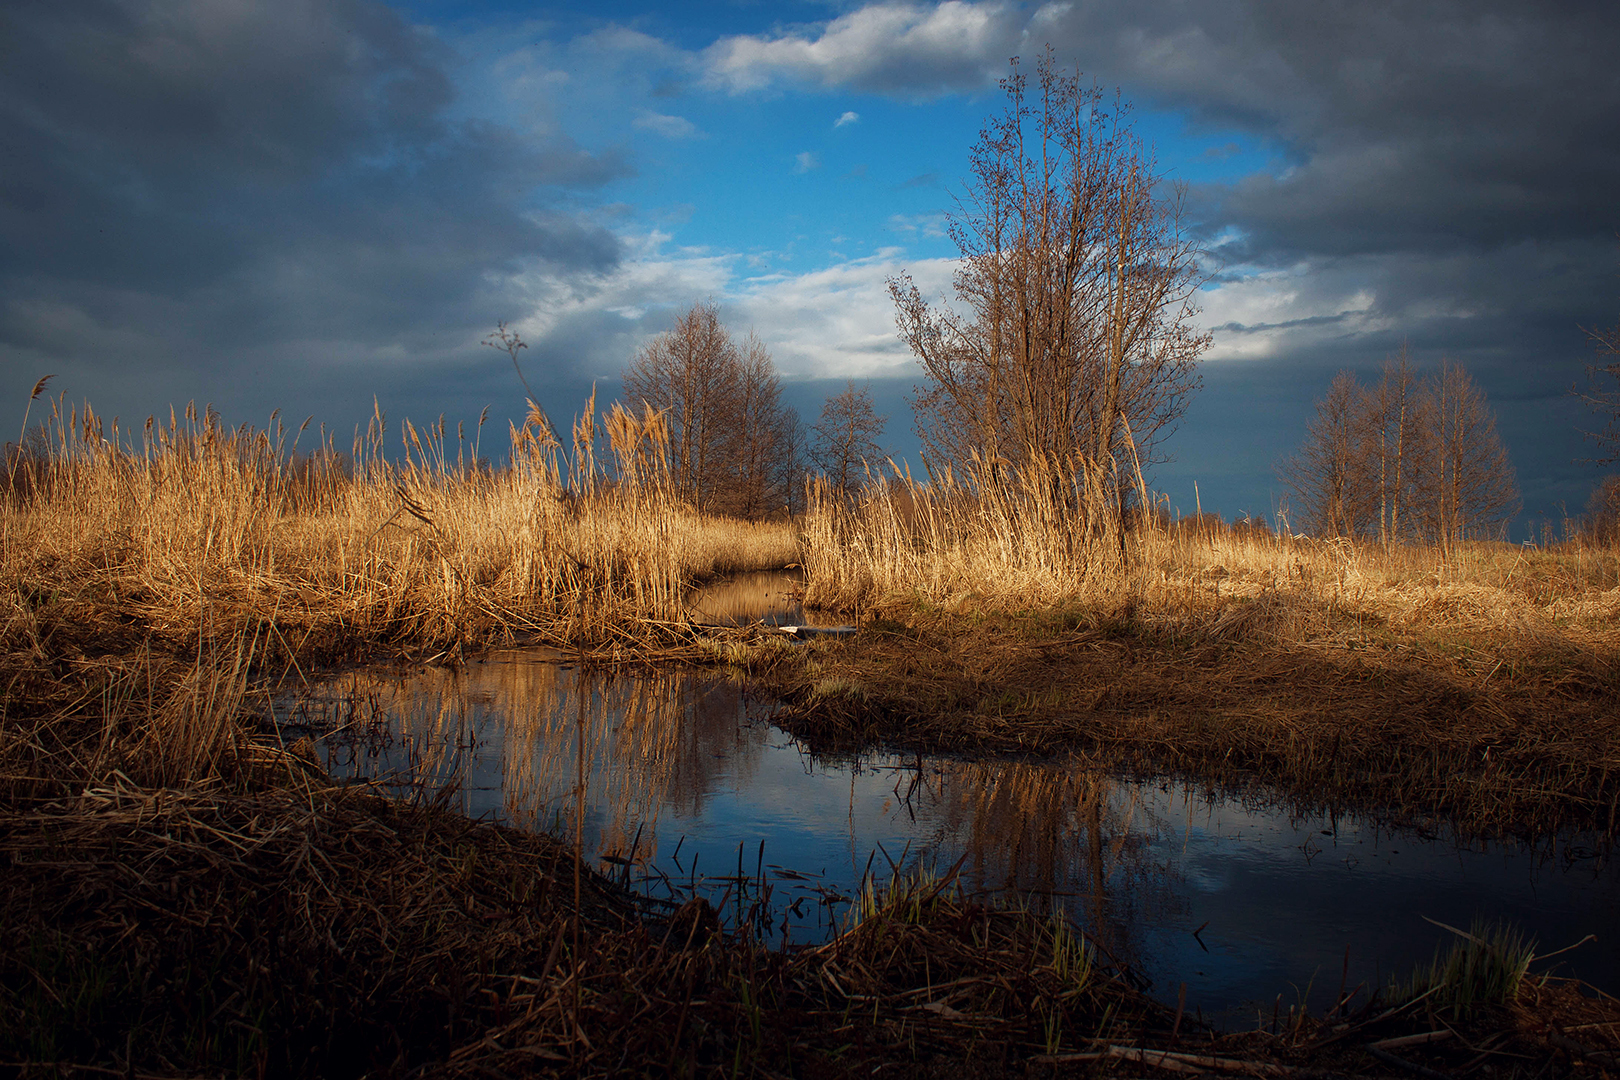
3 0 1618 536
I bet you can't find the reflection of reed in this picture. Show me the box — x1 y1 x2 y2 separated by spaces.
297 656 765 876
919 761 1185 969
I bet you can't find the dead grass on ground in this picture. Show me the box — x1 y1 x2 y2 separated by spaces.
7 763 1614 1078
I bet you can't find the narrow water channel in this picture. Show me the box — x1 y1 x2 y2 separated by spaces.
270 575 1618 1027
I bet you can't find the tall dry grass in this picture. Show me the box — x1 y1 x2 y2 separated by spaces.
801 465 1620 650
0 395 799 664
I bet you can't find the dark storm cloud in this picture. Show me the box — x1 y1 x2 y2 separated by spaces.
0 0 626 419
707 1 1620 323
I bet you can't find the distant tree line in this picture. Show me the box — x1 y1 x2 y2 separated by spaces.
1278 350 1519 547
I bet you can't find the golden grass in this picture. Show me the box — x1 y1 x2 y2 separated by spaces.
0 397 798 675
4 399 1620 1074
802 469 1620 641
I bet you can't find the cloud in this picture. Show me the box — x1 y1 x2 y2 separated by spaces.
693 1 1619 367
504 229 957 383
0 0 627 424
632 110 701 138
793 151 821 173
732 255 956 379
702 2 1016 96
835 110 861 127
886 213 947 238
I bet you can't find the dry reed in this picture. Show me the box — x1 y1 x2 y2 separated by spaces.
0 395 799 676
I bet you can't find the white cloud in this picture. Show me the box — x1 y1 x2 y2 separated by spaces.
1195 261 1386 361
835 110 860 127
793 151 821 173
512 229 959 381
701 1 1016 95
632 110 700 138
731 255 957 378
886 212 948 238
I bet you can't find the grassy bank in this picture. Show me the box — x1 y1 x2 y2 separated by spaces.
6 396 1620 1075
775 474 1620 838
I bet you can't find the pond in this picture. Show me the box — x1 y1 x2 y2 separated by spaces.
270 576 1619 1027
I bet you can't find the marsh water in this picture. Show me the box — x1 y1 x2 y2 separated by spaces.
272 573 1619 1026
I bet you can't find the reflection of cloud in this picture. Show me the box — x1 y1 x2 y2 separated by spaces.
835 110 861 127
793 151 821 173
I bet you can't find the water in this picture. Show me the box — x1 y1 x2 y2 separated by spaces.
685 568 803 627
269 577 1620 1027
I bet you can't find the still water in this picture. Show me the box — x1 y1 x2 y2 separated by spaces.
271 580 1618 1027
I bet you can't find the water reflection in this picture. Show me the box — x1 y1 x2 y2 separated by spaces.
685 568 804 626
274 653 1620 1026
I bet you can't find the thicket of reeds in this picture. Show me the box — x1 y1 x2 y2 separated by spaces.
0 393 798 673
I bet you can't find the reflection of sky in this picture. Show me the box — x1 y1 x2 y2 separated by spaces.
280 654 1620 1025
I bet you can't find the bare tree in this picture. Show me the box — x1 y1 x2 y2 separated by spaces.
729 333 800 517
1581 475 1620 546
1366 347 1419 546
1575 313 1620 465
622 302 799 517
888 51 1208 543
1282 360 1518 546
1413 360 1519 549
623 301 736 508
810 382 887 495
1277 372 1376 538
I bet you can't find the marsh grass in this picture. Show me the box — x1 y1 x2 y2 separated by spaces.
1392 918 1538 1021
0 395 798 674
6 390 1620 1074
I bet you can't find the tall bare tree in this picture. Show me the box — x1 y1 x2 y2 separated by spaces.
888 51 1208 542
1414 360 1519 549
1278 372 1376 538
622 302 799 516
810 382 887 495
1366 347 1419 547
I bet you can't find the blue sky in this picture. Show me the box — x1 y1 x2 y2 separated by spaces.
3 0 1617 533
